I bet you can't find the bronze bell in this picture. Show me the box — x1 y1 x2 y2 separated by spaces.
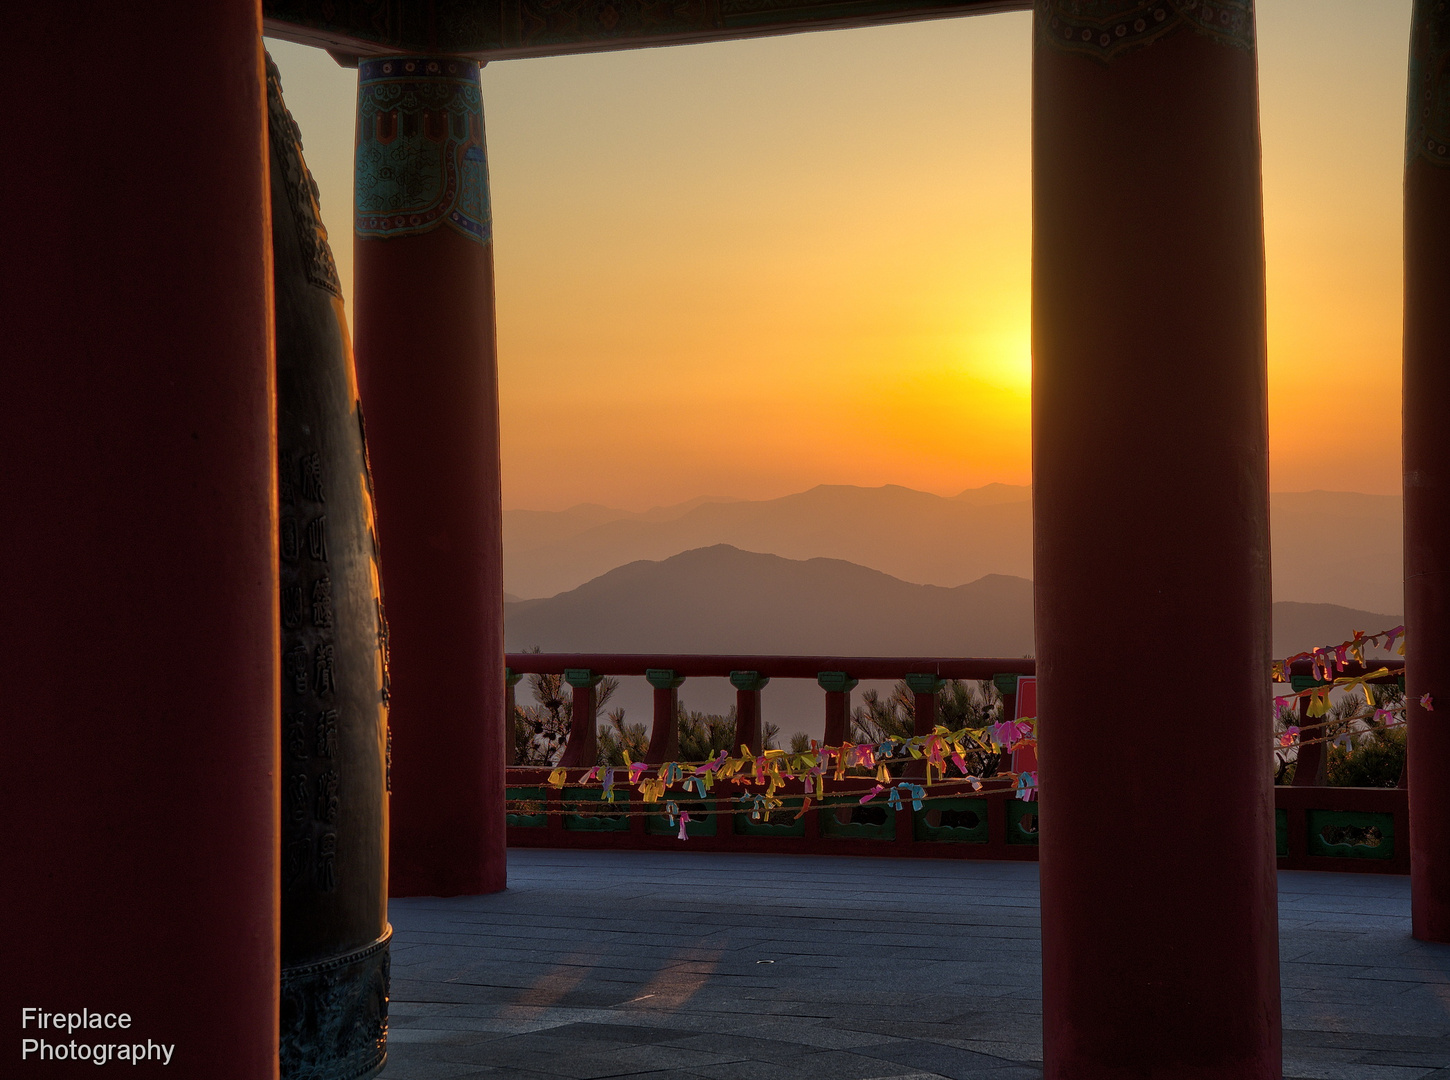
267 54 391 1080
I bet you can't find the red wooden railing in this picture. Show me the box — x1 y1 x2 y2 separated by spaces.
504 652 1410 873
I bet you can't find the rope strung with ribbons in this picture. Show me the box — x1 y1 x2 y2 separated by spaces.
1272 625 1404 684
1271 625 1422 751
509 722 1042 835
539 719 1040 806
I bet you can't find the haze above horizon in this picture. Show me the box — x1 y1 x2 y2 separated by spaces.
503 483 1405 614
527 480 1396 518
268 0 1412 512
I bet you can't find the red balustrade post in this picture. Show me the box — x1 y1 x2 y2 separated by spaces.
1406 0 1450 942
353 56 505 896
818 671 857 747
1033 5 1279 1076
505 667 522 766
546 783 566 840
904 674 946 779
559 668 601 767
6 5 279 1074
731 670 770 752
992 672 1020 780
993 673 1020 727
1290 685 1328 787
646 668 684 763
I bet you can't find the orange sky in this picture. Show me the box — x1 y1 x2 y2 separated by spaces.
269 0 1412 511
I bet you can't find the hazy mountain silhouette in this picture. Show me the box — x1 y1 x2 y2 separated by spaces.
504 544 1399 660
505 545 1032 656
505 484 1402 614
505 483 1030 600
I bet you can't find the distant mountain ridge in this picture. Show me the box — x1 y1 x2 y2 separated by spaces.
505 483 1033 601
504 544 1400 661
504 484 1403 615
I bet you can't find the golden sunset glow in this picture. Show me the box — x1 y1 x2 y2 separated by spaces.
269 0 1413 511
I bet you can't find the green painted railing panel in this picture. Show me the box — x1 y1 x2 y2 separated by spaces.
914 798 989 843
1307 809 1395 860
734 799 807 837
563 788 631 832
1007 799 1039 846
506 786 547 828
821 796 895 840
1275 807 1288 857
645 800 718 837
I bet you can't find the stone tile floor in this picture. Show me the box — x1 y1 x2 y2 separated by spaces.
380 849 1450 1080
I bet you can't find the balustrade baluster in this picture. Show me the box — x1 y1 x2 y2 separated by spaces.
904 673 946 779
730 670 769 752
559 668 602 767
817 671 857 747
504 667 522 767
645 668 685 763
1291 682 1328 787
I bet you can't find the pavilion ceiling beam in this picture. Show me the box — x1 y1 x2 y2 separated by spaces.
262 0 1029 62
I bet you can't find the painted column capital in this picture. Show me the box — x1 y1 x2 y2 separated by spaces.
992 673 1022 699
817 671 858 693
1035 0 1254 61
563 668 602 689
355 56 492 244
504 667 522 687
645 668 685 690
1409 0 1450 166
904 673 946 695
729 670 770 692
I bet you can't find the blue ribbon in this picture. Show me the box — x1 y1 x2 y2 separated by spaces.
887 782 925 811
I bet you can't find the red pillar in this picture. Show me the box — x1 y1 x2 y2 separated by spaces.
731 671 769 752
5 5 279 1076
1033 6 1278 1078
1406 0 1450 942
645 669 684 763
353 57 505 896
